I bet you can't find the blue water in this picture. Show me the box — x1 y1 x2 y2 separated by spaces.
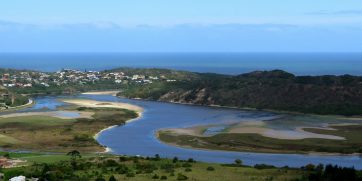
17 94 360 169
0 52 362 75
5 94 361 168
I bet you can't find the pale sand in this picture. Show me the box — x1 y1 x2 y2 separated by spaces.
4 99 34 110
82 91 120 96
0 111 94 119
63 98 144 153
227 121 345 140
165 125 209 137
93 125 118 139
164 120 345 140
61 99 143 113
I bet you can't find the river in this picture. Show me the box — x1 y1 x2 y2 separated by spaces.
7 94 362 169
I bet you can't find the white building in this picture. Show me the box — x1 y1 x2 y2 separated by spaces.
9 176 26 181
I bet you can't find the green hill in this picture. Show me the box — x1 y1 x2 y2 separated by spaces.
118 69 362 116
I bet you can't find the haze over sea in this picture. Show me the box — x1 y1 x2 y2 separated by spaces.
0 52 361 75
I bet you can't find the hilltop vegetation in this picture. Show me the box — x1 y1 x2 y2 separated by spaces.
119 69 362 116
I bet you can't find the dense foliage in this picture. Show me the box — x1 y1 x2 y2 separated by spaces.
119 69 362 116
0 87 28 107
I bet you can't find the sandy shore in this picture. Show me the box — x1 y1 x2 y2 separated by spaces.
62 98 144 153
93 110 144 153
61 99 143 113
82 91 120 96
162 120 346 140
227 121 345 140
1 99 35 112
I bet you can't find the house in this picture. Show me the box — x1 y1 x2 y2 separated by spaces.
132 75 139 80
9 176 26 181
115 80 122 84
1 74 9 81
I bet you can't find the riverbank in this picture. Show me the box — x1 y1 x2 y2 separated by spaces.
82 91 120 96
61 99 143 113
157 124 362 155
60 98 144 153
0 99 35 112
0 98 140 153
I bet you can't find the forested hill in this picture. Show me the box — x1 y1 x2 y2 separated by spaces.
119 70 362 116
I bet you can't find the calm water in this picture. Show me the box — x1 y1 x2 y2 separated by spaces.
16 94 362 169
0 53 362 75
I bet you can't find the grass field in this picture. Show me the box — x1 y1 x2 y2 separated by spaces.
0 152 308 181
158 125 362 154
0 107 138 153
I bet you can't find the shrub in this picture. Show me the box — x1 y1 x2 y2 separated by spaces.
206 166 215 171
152 174 160 179
154 154 161 161
182 163 192 168
173 157 179 163
177 173 188 180
119 156 128 162
187 158 195 163
108 175 117 181
254 164 275 170
95 177 106 181
126 172 135 177
104 160 119 167
161 175 168 180
185 168 192 172
235 159 242 165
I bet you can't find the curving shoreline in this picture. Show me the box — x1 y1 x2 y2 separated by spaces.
63 92 145 153
93 113 143 153
0 99 35 112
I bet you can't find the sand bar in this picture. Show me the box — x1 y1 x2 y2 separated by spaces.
61 99 143 114
163 120 346 140
82 91 120 96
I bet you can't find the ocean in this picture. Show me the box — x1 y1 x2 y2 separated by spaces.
0 52 361 75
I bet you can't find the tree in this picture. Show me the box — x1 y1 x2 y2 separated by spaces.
177 173 188 180
235 159 242 166
3 153 10 159
173 157 179 163
109 175 117 181
154 154 160 161
67 150 81 169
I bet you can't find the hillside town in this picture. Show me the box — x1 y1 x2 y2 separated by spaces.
0 69 177 88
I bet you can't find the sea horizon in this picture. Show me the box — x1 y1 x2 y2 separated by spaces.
1 52 362 76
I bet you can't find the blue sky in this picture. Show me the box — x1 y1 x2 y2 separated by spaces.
0 0 362 52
